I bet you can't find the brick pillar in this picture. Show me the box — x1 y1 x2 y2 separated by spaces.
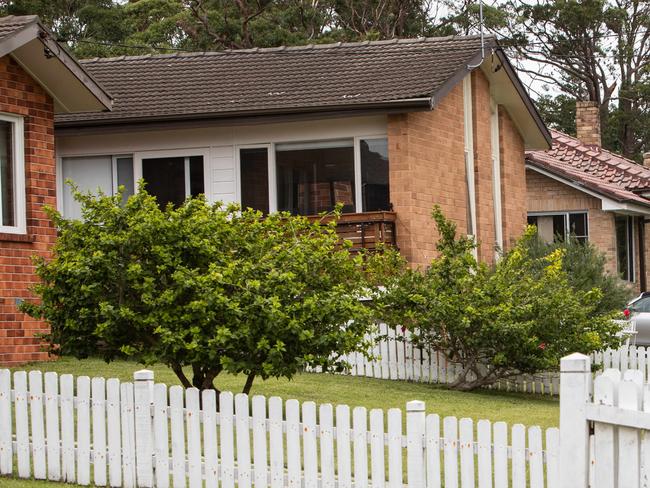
575 101 601 147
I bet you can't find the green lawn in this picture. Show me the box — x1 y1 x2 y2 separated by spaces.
2 357 559 488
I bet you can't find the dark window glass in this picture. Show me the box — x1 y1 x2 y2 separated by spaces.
361 138 390 211
142 155 204 208
189 156 204 196
276 140 355 215
0 120 14 226
240 148 269 213
633 297 650 313
552 214 566 241
527 216 538 227
616 215 634 281
116 157 134 204
568 213 588 243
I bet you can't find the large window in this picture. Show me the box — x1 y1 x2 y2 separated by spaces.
61 155 134 219
527 212 588 244
142 156 204 208
276 139 356 215
239 137 389 216
616 215 635 282
0 114 25 234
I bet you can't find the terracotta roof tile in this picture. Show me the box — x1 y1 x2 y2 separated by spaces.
55 35 493 126
526 130 650 206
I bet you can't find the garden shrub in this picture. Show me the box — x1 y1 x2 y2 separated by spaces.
22 185 382 394
374 207 622 391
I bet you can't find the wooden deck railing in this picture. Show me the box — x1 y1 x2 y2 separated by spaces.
308 211 397 251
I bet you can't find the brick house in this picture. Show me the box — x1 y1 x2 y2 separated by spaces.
1 17 552 364
0 16 111 364
526 101 650 292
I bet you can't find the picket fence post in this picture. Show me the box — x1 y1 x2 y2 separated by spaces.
406 400 425 488
559 353 591 488
134 369 155 487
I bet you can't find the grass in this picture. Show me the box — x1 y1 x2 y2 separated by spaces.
2 357 559 487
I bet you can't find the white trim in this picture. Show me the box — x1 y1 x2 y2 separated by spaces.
463 76 477 257
527 210 589 241
0 113 26 235
526 164 650 216
353 137 363 212
490 98 503 256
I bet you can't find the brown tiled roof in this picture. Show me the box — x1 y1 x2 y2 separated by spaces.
0 15 37 41
55 35 495 126
526 130 650 206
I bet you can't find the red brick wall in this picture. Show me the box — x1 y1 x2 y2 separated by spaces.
0 56 55 365
387 71 527 268
526 169 646 291
499 108 527 250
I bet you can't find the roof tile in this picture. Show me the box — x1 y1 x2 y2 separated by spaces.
56 35 492 125
526 130 650 206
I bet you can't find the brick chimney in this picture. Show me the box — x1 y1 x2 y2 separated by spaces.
575 100 601 147
644 152 650 168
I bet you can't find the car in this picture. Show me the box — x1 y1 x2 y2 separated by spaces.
624 292 650 346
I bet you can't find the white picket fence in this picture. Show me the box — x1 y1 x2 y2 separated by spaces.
342 326 650 397
558 353 650 488
0 368 561 487
341 323 561 395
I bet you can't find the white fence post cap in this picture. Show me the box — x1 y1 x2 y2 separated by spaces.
560 353 591 372
406 400 425 412
133 369 154 381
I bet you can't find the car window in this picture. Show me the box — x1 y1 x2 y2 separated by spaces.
632 297 650 313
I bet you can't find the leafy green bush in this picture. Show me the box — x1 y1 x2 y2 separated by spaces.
22 186 379 394
375 207 622 391
522 235 633 314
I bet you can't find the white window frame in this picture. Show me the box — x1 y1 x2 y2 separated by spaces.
134 148 210 200
0 113 26 234
236 134 387 215
527 211 590 242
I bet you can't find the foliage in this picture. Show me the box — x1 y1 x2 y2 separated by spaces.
375 207 621 391
501 0 650 160
522 234 633 314
21 185 381 394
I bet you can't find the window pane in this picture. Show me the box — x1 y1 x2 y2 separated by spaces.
116 157 134 204
142 157 186 208
527 215 538 227
62 156 113 219
240 148 269 213
569 213 588 240
361 138 389 212
189 156 204 196
0 121 14 226
615 215 631 281
552 214 566 241
276 139 355 215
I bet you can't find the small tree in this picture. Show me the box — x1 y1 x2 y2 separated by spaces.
22 186 378 394
522 235 634 314
375 207 621 391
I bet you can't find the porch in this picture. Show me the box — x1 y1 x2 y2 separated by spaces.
309 211 397 251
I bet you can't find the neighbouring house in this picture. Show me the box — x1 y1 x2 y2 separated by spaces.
526 101 650 292
1 15 552 364
0 15 112 364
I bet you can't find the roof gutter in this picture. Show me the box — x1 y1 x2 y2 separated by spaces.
54 97 432 129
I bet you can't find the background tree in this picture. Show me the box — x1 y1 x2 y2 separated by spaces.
502 0 650 159
22 187 382 394
375 207 621 391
